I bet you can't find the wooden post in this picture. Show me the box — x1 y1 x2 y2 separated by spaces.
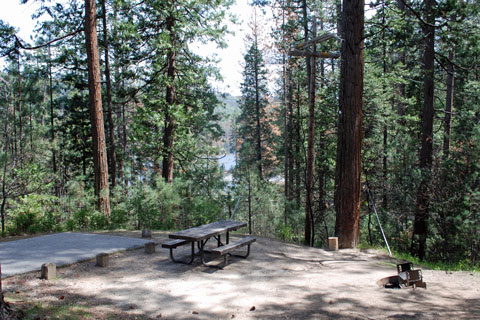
142 228 152 238
96 253 109 267
41 263 56 280
145 242 156 254
328 237 339 251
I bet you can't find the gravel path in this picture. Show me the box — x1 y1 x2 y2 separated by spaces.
0 232 152 277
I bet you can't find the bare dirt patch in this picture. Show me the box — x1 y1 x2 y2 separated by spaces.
3 231 480 319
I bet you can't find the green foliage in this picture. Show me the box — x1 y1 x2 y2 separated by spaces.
8 194 60 234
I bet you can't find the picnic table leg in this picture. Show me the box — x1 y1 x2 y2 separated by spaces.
169 242 195 264
230 244 252 259
200 239 227 269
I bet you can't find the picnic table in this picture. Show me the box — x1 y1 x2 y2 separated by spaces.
162 220 256 268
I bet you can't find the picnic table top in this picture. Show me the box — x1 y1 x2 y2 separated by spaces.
168 220 247 242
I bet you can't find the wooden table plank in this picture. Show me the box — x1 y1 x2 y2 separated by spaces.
169 220 247 242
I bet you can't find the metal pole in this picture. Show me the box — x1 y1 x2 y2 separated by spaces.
229 197 242 221
366 182 392 256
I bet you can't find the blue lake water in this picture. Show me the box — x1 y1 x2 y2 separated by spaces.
218 153 236 171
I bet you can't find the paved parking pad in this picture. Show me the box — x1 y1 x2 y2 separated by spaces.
0 232 151 277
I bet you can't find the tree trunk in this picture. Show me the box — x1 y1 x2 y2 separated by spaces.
305 16 317 247
1 148 7 234
0 265 12 320
443 50 455 158
287 68 294 201
48 45 58 195
85 0 111 217
162 11 176 184
282 2 289 226
17 53 23 163
381 6 388 208
334 0 364 249
317 19 327 243
102 0 117 187
295 83 301 207
411 0 435 260
396 0 406 121
253 32 263 180
248 169 252 234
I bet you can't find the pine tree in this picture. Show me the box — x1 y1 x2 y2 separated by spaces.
238 9 271 179
334 0 364 249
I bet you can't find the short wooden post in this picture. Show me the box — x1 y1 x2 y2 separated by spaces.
41 263 56 280
145 242 156 254
96 253 109 267
142 228 152 238
328 237 339 251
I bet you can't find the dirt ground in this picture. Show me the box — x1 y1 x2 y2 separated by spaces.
2 231 479 319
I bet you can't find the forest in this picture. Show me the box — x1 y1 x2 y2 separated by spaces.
0 0 479 269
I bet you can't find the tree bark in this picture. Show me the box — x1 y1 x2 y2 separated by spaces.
85 0 111 217
101 0 117 187
295 83 301 206
48 45 58 195
17 53 23 162
396 0 407 121
305 16 317 247
1 112 9 234
443 50 454 158
282 0 289 226
162 10 177 184
254 39 263 180
411 0 435 260
0 265 12 320
334 0 364 249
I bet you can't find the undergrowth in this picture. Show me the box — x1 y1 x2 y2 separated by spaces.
358 242 479 272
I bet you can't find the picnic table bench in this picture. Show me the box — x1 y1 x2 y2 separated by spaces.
161 220 255 268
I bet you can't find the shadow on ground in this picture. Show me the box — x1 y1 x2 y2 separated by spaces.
3 231 480 319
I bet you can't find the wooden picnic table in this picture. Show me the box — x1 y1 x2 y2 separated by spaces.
162 220 255 268
169 220 246 242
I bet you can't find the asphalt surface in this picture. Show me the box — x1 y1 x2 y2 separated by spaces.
0 232 152 277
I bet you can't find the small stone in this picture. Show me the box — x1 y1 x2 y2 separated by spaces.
250 306 256 311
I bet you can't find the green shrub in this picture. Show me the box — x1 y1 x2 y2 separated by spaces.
9 194 59 235
65 208 105 231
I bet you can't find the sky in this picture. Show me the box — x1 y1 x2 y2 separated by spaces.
0 0 257 97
